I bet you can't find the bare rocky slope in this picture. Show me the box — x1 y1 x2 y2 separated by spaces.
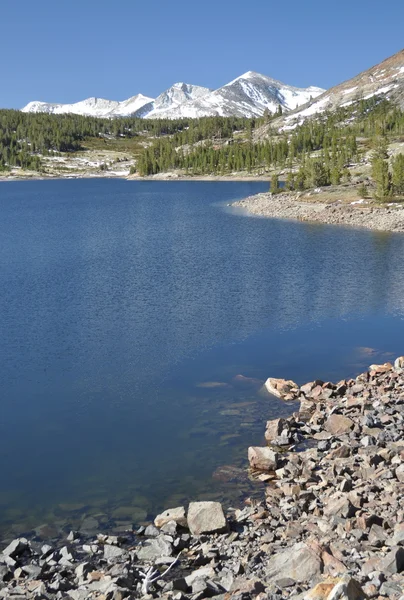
272 48 404 132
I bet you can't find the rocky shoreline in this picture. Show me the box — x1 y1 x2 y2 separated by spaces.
1 358 403 599
233 191 404 233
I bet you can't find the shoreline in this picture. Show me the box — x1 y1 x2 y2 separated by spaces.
0 172 271 183
1 358 403 599
233 189 404 233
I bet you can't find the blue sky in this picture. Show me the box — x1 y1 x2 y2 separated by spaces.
2 0 404 108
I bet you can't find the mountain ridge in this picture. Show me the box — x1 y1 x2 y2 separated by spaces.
21 73 325 120
275 48 404 130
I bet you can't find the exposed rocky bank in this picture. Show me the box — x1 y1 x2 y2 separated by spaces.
1 358 404 600
233 191 404 233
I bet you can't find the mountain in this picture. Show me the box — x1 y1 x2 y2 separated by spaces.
279 48 404 130
21 73 324 120
22 94 154 118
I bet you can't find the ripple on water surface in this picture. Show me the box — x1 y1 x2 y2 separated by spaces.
0 179 404 540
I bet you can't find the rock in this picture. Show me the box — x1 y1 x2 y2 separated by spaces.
185 567 216 587
103 544 126 560
137 536 173 560
323 493 357 518
265 418 286 442
1 539 29 559
248 447 279 471
265 541 323 583
396 463 404 483
154 506 187 529
392 522 404 545
144 524 160 537
325 414 355 435
230 577 265 595
378 546 404 574
394 356 404 370
264 377 299 399
305 576 366 600
187 502 227 535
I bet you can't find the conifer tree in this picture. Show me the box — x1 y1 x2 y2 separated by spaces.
371 136 391 201
391 153 404 197
271 172 280 194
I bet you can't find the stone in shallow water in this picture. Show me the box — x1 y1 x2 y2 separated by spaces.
1 538 29 559
248 446 279 471
112 506 147 523
154 506 187 529
187 501 227 535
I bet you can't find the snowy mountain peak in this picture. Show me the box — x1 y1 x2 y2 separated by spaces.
21 71 324 120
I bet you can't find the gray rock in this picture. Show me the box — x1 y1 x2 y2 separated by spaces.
326 414 355 435
379 546 404 574
137 536 173 560
144 524 160 537
103 544 126 560
154 506 187 529
187 501 227 535
264 541 323 583
248 447 279 471
1 538 28 559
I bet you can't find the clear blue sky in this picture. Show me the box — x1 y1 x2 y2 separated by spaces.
2 0 404 108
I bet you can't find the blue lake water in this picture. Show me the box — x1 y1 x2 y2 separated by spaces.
1 178 404 539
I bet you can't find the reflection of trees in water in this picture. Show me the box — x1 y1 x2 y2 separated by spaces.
111 200 404 385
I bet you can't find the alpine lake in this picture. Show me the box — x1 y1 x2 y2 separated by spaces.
1 179 404 541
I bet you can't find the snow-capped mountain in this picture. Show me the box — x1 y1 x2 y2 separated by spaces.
278 48 404 130
21 73 324 120
137 72 324 119
22 94 154 118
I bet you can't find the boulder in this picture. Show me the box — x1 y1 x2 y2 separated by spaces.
378 546 404 574
1 538 29 559
396 463 404 483
265 418 286 442
323 493 357 519
137 536 173 560
325 414 354 436
264 541 323 583
248 447 279 471
394 356 404 370
154 506 187 529
305 576 366 600
187 501 227 535
264 377 299 400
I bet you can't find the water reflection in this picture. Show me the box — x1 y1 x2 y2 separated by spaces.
0 180 403 539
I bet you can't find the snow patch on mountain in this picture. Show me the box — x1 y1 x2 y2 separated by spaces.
22 94 154 118
21 72 324 120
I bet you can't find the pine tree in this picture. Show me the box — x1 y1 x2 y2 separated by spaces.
391 153 404 197
371 136 391 201
271 172 280 194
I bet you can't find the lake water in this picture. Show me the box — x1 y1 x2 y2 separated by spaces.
1 179 404 540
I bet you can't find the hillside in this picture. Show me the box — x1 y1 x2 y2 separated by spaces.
272 48 404 132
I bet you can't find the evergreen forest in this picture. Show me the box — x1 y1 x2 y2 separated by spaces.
1 96 404 200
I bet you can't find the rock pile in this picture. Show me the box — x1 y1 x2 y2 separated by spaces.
233 192 404 233
1 360 403 599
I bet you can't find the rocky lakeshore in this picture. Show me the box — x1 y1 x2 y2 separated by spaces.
1 359 404 600
233 191 404 233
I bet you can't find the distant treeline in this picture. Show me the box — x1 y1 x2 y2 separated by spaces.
136 97 404 182
0 109 251 171
1 98 404 200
